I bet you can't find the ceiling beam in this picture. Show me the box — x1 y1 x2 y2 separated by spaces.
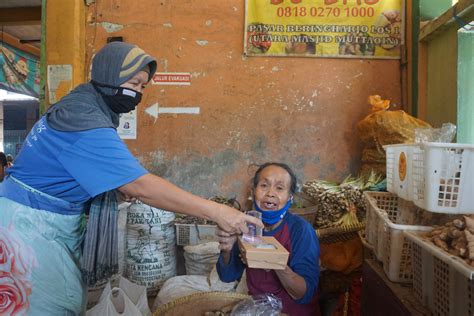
0 6 41 26
420 0 474 42
0 31 40 57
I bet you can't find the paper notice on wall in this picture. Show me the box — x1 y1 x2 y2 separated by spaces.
117 109 137 139
47 65 73 104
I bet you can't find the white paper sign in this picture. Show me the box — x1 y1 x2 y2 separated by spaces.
47 64 73 104
117 109 137 139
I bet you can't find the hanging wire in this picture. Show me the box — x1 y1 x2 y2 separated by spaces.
453 6 474 31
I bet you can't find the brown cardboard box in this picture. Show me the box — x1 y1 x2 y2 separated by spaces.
238 236 289 270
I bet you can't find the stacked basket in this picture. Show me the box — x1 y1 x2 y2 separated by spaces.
411 143 474 214
384 142 474 315
362 191 432 283
385 142 474 213
405 231 474 316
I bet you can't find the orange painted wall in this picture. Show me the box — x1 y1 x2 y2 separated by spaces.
85 0 402 203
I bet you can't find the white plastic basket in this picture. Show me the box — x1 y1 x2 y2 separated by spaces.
406 231 474 316
363 192 432 283
364 192 396 262
175 223 217 246
358 231 375 261
384 144 418 201
380 210 431 283
413 142 474 214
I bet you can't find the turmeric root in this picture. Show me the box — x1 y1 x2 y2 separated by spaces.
428 228 444 238
432 236 449 252
464 216 474 233
448 248 460 257
453 219 465 230
448 227 463 239
464 230 474 260
453 235 467 246
427 218 474 264
439 228 451 241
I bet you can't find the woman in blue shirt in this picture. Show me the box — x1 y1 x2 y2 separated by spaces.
0 42 260 315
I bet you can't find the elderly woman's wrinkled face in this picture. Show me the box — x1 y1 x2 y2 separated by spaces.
254 165 291 211
120 70 149 93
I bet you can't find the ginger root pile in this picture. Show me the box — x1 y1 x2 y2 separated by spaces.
427 215 474 267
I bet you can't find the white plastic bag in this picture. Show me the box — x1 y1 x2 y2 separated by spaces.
86 277 151 316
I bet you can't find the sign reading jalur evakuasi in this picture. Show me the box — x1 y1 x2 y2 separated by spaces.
244 0 403 59
151 72 191 85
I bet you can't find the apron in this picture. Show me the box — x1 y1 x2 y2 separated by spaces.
0 176 87 315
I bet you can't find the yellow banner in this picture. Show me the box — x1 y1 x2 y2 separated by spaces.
244 0 403 59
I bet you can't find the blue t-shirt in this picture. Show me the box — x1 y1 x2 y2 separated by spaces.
8 117 148 205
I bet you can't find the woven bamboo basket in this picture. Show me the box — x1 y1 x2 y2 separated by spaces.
316 222 366 244
289 192 319 225
153 292 250 316
289 205 318 225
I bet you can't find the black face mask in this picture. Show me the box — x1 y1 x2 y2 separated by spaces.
91 80 142 113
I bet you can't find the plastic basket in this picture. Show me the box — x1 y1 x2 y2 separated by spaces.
363 192 398 262
175 223 217 246
363 192 432 283
358 231 375 261
380 210 432 283
384 144 418 201
413 142 474 214
406 231 474 316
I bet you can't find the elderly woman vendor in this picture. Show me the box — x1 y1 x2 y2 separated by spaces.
216 162 320 315
0 42 261 315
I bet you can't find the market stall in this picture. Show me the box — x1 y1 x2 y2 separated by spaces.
1 0 473 315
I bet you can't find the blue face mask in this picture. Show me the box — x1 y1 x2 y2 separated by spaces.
254 198 293 225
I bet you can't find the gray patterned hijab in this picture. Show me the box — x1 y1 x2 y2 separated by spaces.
46 42 157 132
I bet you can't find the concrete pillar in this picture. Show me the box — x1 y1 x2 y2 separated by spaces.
45 0 86 109
457 28 474 143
